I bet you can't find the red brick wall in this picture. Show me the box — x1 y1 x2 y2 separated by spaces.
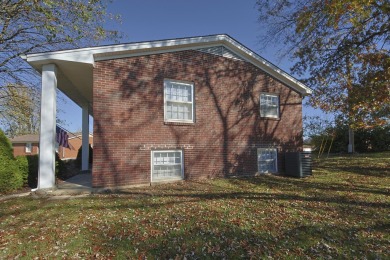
93 50 303 187
59 136 93 159
13 143 39 157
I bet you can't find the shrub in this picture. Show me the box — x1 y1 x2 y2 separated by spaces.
0 130 23 193
16 156 29 184
55 152 66 177
20 154 64 189
26 155 39 188
76 145 93 169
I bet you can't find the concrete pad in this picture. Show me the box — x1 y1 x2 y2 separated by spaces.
57 173 92 189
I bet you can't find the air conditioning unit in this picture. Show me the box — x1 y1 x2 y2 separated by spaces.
285 152 312 178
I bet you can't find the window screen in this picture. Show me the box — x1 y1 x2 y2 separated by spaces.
257 148 278 173
152 150 183 181
260 94 279 118
164 80 194 122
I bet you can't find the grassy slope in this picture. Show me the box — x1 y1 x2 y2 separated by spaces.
0 152 389 259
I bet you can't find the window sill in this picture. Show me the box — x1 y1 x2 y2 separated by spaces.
260 116 280 121
164 121 196 126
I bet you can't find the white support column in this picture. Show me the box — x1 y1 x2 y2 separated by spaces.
38 64 57 189
81 104 89 171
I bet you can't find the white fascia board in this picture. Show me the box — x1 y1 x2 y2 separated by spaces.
93 42 225 61
22 35 225 65
221 37 312 96
21 34 312 95
24 50 95 65
93 35 225 60
68 133 93 140
92 35 312 96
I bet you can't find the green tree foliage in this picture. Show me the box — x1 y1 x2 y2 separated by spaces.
0 129 23 192
309 117 390 153
257 0 390 128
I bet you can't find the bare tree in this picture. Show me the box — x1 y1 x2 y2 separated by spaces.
0 0 121 131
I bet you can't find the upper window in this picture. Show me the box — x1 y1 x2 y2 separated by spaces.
164 80 194 123
260 93 279 118
25 143 32 153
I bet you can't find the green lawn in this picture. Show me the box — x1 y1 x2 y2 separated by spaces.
1 153 389 259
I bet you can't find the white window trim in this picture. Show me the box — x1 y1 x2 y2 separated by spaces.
260 93 280 119
151 150 184 182
25 142 32 153
164 79 195 123
257 148 278 174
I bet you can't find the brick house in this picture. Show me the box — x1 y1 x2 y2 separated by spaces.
22 35 312 190
10 133 93 159
10 134 39 157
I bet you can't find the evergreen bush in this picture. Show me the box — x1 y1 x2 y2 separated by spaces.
26 155 39 188
22 154 63 189
0 130 23 193
16 156 29 184
76 145 93 169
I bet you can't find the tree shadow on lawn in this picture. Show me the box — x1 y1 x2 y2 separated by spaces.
227 175 389 196
277 222 390 258
105 183 389 210
2 182 388 224
317 164 389 178
76 207 389 259
313 155 390 178
2 183 389 258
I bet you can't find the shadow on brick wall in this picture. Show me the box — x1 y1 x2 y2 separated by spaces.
93 50 303 187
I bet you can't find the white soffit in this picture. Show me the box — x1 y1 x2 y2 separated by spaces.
22 34 312 96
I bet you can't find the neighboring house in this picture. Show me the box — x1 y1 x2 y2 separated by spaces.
10 134 40 157
10 133 93 159
23 34 312 189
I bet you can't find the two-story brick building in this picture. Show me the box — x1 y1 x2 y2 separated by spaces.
22 35 312 189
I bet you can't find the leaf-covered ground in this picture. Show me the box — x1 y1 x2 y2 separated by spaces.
1 152 389 259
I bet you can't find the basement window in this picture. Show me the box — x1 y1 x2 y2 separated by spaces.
152 150 183 181
260 93 279 118
257 148 278 173
164 80 194 123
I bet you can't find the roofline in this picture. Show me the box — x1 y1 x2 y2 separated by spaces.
24 34 229 56
22 34 312 95
68 133 93 140
10 140 39 144
10 134 93 142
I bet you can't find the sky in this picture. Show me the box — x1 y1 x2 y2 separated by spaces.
58 0 325 133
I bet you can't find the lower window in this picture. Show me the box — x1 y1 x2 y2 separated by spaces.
152 150 183 181
257 148 278 173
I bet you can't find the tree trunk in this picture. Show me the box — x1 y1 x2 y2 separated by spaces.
348 127 354 153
